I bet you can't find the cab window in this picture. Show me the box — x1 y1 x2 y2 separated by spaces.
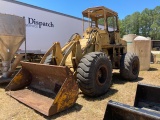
107 16 117 32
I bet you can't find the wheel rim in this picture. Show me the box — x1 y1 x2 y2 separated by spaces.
96 65 108 86
132 59 139 75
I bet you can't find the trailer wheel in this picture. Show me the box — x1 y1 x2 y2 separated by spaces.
120 53 140 81
77 52 112 97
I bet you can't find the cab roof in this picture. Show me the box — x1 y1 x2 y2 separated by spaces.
82 6 118 19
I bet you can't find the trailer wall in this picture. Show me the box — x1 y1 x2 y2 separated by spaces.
0 0 90 52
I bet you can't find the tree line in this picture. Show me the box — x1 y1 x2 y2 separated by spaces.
119 6 160 40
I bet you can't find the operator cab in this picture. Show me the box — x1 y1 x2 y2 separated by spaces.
82 6 120 44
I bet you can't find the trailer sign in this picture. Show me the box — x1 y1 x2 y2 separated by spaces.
26 17 54 28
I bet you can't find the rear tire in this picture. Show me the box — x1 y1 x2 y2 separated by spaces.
43 53 56 65
43 54 52 65
77 52 112 97
120 53 140 80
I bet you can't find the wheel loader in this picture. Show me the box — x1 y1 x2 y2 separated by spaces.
5 6 140 116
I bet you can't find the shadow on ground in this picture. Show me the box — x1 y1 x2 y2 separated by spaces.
148 67 158 71
81 88 118 101
0 82 9 88
112 72 143 84
42 103 82 120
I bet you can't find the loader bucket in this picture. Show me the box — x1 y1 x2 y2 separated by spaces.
5 61 79 116
103 100 160 120
134 83 160 111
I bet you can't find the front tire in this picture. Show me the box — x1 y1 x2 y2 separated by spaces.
120 53 140 80
77 52 112 97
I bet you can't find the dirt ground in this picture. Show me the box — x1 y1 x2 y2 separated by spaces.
0 64 160 120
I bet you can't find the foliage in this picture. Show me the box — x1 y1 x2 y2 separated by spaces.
119 6 160 39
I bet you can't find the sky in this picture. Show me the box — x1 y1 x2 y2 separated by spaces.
16 0 159 19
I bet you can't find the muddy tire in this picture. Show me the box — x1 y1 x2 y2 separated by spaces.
120 53 140 81
77 52 112 97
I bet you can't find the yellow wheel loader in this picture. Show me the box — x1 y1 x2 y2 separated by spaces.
6 6 140 116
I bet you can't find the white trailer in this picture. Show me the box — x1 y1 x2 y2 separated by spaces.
0 0 90 53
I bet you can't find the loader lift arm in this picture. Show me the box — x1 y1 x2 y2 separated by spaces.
40 30 99 70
